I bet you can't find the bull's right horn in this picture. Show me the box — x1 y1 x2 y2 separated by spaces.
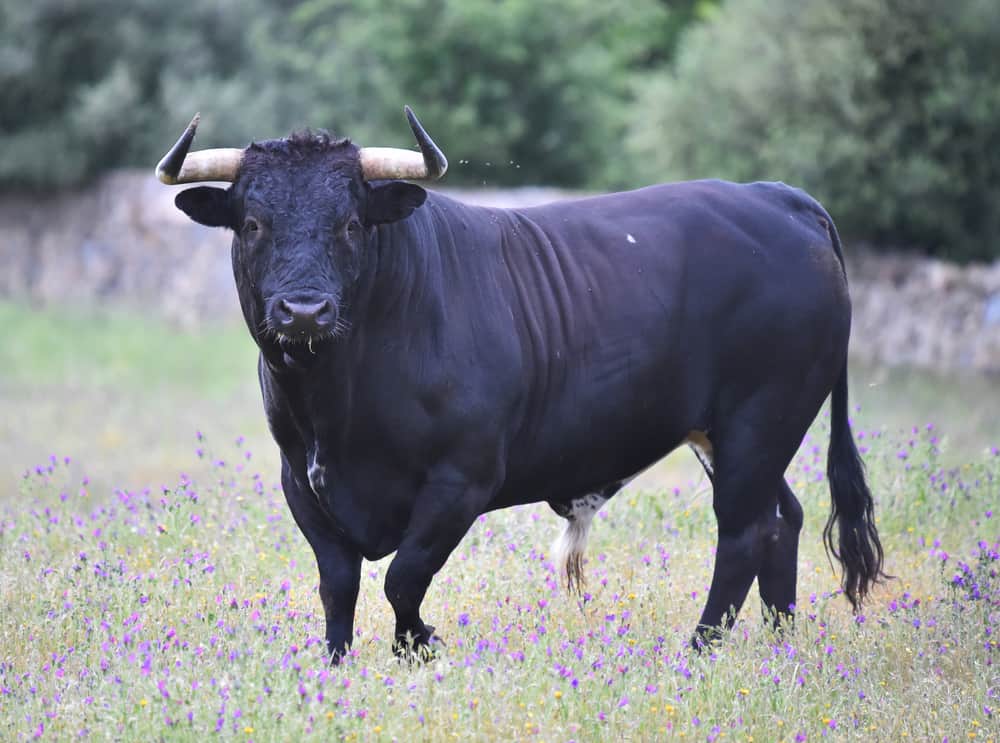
358 106 448 181
155 113 243 185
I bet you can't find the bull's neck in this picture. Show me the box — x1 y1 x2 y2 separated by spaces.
362 197 451 332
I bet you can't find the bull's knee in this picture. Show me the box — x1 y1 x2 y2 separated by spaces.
759 486 803 625
384 559 425 614
777 483 804 532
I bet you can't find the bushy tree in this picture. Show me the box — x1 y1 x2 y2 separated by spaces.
1 0 703 191
629 0 1000 262
246 0 676 188
0 0 266 189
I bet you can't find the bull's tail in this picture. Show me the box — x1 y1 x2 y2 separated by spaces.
824 362 887 610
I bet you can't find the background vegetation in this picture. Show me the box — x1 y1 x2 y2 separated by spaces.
629 0 1000 262
3 0 998 261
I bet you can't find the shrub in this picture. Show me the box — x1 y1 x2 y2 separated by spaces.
0 0 694 192
629 0 1000 262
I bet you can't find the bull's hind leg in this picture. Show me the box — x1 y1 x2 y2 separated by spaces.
756 480 803 630
693 419 804 648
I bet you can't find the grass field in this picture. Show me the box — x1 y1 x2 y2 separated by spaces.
0 300 997 741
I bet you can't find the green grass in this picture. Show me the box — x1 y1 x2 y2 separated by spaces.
0 301 997 741
846 363 1000 463
0 300 266 497
0 301 255 394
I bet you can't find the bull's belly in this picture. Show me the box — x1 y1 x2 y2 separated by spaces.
494 410 694 510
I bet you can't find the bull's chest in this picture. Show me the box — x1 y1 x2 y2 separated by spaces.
301 435 415 560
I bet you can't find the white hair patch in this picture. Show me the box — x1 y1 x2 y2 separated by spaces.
552 493 606 593
308 450 326 496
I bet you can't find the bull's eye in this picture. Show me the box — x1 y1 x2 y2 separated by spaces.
242 217 261 237
346 219 362 241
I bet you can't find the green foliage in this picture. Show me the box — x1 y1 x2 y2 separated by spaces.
0 0 696 191
0 1 265 189
629 0 1000 262
266 0 672 187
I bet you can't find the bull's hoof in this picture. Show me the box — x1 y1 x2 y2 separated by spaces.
690 624 725 652
328 646 351 666
393 623 445 662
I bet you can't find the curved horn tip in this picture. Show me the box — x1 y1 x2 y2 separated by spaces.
155 112 202 184
177 112 202 143
403 105 448 180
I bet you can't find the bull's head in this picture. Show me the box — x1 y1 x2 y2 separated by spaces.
157 107 447 364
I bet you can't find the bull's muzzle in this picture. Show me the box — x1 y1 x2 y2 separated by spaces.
271 296 338 339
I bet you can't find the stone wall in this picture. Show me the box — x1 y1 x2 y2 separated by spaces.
2 171 999 374
848 252 1000 375
0 172 236 329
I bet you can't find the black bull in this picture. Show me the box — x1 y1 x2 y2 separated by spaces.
159 110 885 660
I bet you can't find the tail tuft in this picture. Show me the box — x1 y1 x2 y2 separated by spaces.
553 516 592 594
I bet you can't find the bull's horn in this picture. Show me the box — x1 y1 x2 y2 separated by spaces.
155 113 243 185
359 106 448 181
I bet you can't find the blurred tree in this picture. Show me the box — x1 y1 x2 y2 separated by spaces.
251 0 681 188
1 0 712 191
629 0 1000 262
0 0 267 189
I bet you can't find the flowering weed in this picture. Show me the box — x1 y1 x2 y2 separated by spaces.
0 307 997 741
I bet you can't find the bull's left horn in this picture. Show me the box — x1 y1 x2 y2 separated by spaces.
359 106 448 181
155 113 243 185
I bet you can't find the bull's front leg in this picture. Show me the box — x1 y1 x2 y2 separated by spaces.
384 465 495 658
315 536 362 662
280 457 362 663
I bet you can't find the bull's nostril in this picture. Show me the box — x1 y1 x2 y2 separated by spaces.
314 299 336 328
276 299 296 326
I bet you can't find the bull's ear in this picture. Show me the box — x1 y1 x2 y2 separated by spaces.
365 182 427 226
175 186 234 229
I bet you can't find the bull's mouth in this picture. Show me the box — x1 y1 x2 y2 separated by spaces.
276 332 335 371
277 330 335 352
